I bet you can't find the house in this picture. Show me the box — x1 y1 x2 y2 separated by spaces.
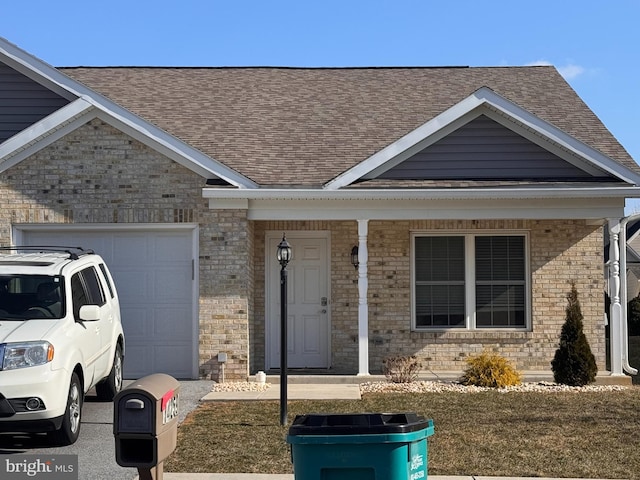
1 36 639 381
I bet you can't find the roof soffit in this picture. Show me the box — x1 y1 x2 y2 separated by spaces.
324 87 640 189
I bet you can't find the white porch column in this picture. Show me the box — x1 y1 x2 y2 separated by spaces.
619 218 638 375
357 219 370 376
608 218 623 376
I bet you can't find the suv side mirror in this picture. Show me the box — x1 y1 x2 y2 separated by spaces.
79 305 100 322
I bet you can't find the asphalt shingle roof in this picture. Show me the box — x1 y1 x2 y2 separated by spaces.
60 66 638 187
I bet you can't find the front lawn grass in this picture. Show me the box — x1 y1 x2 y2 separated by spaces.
165 388 640 479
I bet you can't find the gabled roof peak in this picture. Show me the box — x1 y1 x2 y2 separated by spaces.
324 87 640 190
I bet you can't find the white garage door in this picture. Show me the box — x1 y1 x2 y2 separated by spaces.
19 227 197 379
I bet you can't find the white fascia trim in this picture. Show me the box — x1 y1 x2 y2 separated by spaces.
203 186 640 201
0 37 256 188
0 37 76 100
0 98 94 171
324 87 640 189
246 198 622 221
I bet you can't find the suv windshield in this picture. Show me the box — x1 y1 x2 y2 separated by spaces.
0 275 64 320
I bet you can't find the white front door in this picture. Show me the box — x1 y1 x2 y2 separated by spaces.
267 232 330 369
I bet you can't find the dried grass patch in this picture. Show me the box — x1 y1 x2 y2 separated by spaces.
165 388 640 478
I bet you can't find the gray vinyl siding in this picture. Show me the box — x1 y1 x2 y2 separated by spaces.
380 115 598 180
0 61 70 143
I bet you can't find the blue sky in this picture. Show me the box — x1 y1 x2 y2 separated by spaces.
3 0 639 211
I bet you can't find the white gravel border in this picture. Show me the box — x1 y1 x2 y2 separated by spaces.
211 381 630 394
359 380 629 393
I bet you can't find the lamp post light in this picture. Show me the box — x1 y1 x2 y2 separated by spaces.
277 234 292 426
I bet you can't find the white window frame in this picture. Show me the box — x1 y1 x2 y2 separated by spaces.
411 230 531 331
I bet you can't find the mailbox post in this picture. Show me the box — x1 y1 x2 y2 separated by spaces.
113 373 180 480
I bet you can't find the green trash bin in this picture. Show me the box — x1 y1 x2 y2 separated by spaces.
286 412 434 480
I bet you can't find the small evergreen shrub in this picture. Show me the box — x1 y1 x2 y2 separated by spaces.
551 283 598 386
459 351 521 388
383 355 421 383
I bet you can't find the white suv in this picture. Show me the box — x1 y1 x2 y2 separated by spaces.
0 246 125 445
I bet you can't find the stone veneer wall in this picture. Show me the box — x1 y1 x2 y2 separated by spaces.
252 219 605 375
0 119 252 381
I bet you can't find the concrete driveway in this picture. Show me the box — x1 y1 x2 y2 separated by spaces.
0 380 213 480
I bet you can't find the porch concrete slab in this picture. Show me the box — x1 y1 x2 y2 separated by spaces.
201 383 361 402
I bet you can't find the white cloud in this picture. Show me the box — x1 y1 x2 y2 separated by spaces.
524 59 586 80
525 59 553 67
556 64 586 80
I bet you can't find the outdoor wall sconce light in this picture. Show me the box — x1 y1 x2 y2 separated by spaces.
350 245 359 270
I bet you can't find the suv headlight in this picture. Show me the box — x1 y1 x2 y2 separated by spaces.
0 342 54 370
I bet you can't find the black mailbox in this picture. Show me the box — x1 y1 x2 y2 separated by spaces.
114 373 180 479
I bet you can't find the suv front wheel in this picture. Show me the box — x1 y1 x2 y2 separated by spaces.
49 372 82 446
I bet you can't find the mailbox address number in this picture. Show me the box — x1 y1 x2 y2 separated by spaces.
161 389 179 425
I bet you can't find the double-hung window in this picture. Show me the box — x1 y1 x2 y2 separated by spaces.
413 233 528 330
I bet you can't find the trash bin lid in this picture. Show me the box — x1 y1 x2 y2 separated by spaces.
288 412 431 436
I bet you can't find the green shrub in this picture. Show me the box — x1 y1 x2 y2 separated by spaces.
383 355 421 383
551 283 597 386
459 351 521 388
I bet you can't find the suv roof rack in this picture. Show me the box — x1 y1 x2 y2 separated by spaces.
0 246 95 260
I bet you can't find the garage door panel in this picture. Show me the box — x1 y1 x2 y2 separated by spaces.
127 345 192 379
22 228 196 379
153 345 193 378
116 270 151 303
21 232 107 254
154 234 192 261
124 346 153 379
113 235 150 263
154 308 193 340
120 306 150 336
153 271 191 302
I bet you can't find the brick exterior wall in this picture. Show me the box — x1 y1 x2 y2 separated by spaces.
1 119 607 381
252 219 606 376
0 119 252 381
198 211 252 381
